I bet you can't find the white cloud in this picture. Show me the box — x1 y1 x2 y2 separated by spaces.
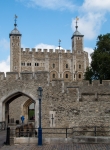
0 56 10 73
35 43 65 51
71 13 105 40
16 0 75 10
82 0 110 12
84 47 94 63
35 43 56 50
0 39 10 50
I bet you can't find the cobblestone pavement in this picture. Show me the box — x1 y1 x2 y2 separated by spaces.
0 130 6 148
1 143 110 150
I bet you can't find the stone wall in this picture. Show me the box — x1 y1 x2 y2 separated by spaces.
19 49 89 81
0 72 110 135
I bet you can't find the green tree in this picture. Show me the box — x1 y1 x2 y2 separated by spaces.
84 33 110 81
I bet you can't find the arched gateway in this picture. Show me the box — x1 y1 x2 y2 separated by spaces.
0 71 49 128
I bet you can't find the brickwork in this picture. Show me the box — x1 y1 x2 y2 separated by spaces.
9 25 89 82
1 72 110 135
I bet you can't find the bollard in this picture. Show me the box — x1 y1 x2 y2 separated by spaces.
5 127 10 145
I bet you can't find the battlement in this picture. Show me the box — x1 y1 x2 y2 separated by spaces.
1 72 110 88
21 48 71 54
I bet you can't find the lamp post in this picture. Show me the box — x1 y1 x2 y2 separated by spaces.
37 86 43 145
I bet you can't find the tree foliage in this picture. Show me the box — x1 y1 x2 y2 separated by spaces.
84 33 110 81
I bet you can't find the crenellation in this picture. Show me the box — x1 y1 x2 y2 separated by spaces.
20 72 33 80
66 50 71 53
55 49 59 53
6 72 19 80
82 80 90 86
49 49 53 53
25 48 30 52
61 49 65 53
32 48 36 52
92 80 100 86
3 19 110 134
21 48 24 52
0 72 5 80
9 18 89 82
43 49 48 53
102 80 110 86
37 48 42 52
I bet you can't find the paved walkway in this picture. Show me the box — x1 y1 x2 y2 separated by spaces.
1 143 110 150
0 130 6 148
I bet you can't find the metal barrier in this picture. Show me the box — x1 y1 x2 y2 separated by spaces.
72 126 110 136
11 128 73 138
0 121 6 131
7 126 110 145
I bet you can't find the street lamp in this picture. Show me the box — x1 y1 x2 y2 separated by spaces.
37 86 43 145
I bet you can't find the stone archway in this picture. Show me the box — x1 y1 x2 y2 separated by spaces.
22 99 35 124
1 91 38 127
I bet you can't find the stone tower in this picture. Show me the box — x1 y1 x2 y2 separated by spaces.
9 15 22 72
9 16 89 81
71 17 89 80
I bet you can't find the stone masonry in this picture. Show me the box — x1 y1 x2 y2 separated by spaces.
0 72 110 134
9 19 89 82
1 18 110 141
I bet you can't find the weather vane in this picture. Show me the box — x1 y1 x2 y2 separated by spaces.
58 39 61 50
75 16 79 31
14 14 18 28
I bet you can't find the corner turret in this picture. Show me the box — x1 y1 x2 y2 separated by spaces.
9 15 22 72
71 17 84 53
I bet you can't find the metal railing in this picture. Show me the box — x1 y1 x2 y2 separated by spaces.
72 126 110 136
5 126 110 145
10 127 73 138
9 126 110 138
0 121 6 131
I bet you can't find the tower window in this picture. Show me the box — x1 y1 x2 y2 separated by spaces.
21 62 25 66
74 65 75 69
66 74 68 78
79 65 81 69
18 37 19 39
79 74 81 79
35 63 39 66
53 74 55 78
66 64 68 68
53 64 55 68
27 63 31 66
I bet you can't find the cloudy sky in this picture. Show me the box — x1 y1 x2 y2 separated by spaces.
0 0 110 72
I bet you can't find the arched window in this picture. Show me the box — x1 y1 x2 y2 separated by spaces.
79 74 81 78
53 64 55 68
66 74 68 78
79 65 81 69
66 64 68 68
53 74 55 78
